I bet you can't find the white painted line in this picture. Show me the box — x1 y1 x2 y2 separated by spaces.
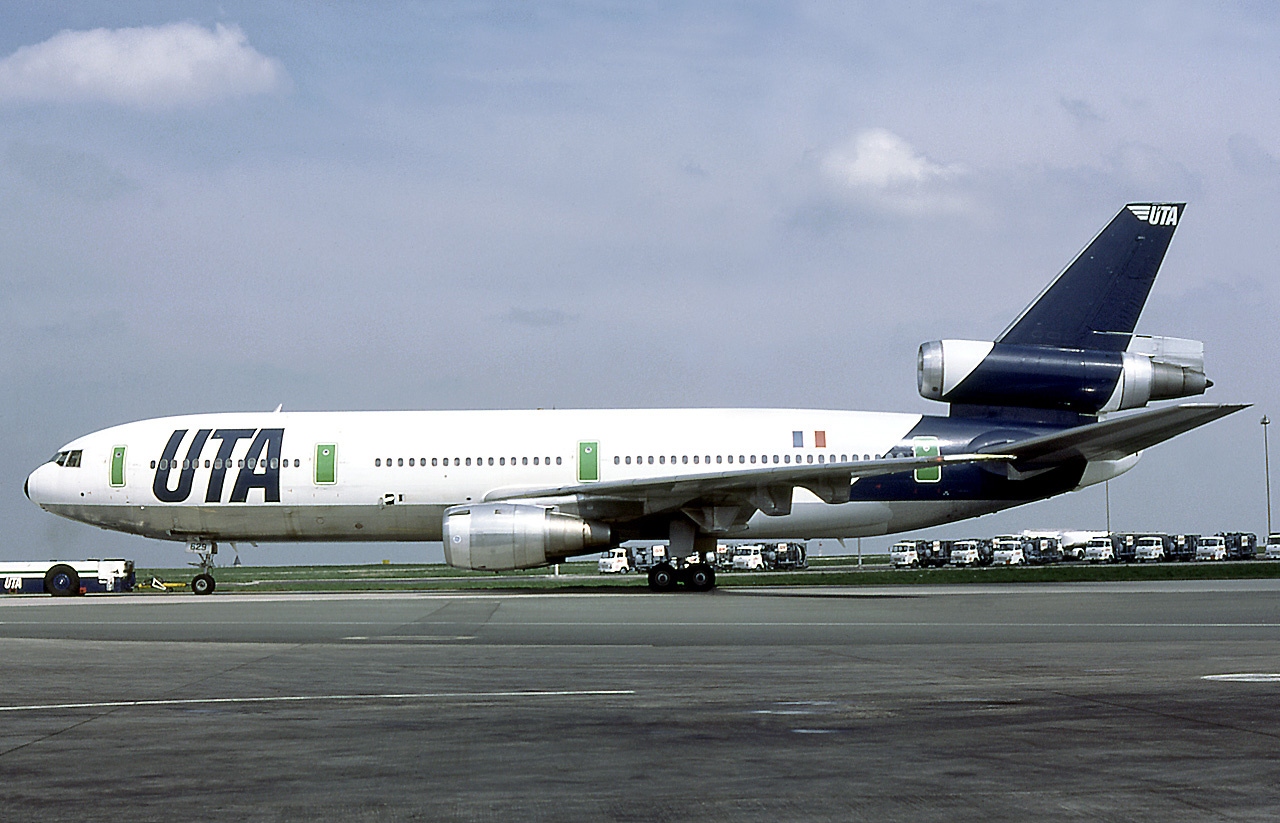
0 689 635 713
1202 674 1280 682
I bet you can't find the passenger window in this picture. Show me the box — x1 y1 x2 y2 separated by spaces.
750 455 756 464
204 459 210 468
615 456 621 465
270 458 279 469
739 455 745 463
693 455 699 464
432 458 438 466
773 455 779 464
555 457 562 465
841 454 847 462
534 457 540 465
625 456 631 465
376 458 382 467
717 455 723 464
466 458 472 466
817 454 823 464
808 455 814 464
150 460 157 469
499 457 505 466
647 456 653 465
682 456 689 464
523 457 528 465
489 457 494 466
659 455 665 464
398 458 404 467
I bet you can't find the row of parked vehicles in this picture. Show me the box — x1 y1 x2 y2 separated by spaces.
890 532 1280 567
598 542 809 574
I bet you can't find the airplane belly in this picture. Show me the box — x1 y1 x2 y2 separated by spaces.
43 504 448 543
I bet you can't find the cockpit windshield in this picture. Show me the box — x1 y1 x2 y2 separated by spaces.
50 450 83 468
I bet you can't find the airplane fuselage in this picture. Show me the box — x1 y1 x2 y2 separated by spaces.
25 407 1128 547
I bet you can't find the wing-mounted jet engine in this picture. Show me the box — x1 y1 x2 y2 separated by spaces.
916 203 1208 418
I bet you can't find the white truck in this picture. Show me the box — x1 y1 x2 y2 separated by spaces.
1134 535 1168 563
597 549 631 574
949 540 983 566
1265 535 1280 560
1084 536 1118 563
2 559 135 597
890 541 921 568
991 537 1026 566
1196 535 1227 561
732 545 767 571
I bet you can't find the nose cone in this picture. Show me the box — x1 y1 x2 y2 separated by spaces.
25 463 53 508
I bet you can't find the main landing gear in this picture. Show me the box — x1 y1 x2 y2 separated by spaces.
646 561 716 593
188 541 218 595
647 520 717 593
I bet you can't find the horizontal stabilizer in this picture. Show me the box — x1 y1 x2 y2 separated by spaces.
991 403 1247 468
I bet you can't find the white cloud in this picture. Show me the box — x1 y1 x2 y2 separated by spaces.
821 128 969 215
0 22 286 108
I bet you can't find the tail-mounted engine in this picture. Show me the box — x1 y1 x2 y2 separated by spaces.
918 335 1210 414
443 503 612 571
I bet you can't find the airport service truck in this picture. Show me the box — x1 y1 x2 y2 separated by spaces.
949 539 990 567
1264 535 1280 560
2 559 135 596
1134 534 1174 562
1084 535 1123 563
1222 532 1258 560
597 549 631 574
732 545 768 571
991 536 1027 566
890 541 922 568
1196 535 1227 561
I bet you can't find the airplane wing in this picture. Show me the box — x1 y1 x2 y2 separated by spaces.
485 452 1012 507
994 403 1248 468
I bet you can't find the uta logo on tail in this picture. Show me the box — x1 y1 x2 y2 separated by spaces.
1127 204 1179 225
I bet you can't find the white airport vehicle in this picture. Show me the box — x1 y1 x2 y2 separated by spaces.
991 537 1026 566
1084 536 1117 563
1265 535 1280 560
890 541 921 568
1 559 135 596
1019 529 1104 561
597 548 631 574
949 540 982 566
1134 536 1166 562
732 545 767 571
1196 535 1227 561
24 204 1240 593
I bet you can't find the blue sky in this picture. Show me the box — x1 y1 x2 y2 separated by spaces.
3 3 1278 566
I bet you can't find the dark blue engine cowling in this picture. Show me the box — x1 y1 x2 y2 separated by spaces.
918 340 1209 414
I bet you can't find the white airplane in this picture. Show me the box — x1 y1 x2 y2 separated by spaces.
26 204 1244 593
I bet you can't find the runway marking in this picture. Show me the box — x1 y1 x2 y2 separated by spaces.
0 689 635 714
1202 673 1280 682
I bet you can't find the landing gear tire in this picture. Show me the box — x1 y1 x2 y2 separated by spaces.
647 563 678 593
687 563 716 592
191 573 216 596
44 564 80 597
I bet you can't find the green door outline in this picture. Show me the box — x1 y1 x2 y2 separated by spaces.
912 437 941 483
315 443 337 484
110 446 126 487
578 441 599 482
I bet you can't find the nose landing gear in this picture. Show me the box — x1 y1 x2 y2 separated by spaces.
188 541 218 595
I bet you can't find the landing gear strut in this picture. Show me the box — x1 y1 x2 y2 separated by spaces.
188 541 217 595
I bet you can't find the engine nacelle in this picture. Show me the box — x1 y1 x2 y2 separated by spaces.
442 503 612 571
918 338 1209 414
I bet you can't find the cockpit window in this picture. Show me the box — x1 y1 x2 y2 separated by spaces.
50 450 82 467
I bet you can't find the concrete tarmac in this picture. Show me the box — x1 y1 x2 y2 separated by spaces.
2 581 1280 821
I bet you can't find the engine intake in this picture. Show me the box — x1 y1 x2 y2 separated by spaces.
443 503 612 571
918 338 1209 414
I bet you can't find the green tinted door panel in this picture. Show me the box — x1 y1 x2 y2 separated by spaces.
578 441 599 482
315 444 337 484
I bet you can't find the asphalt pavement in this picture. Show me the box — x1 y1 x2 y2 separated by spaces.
1 581 1279 821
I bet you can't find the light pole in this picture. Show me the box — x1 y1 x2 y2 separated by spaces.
1263 415 1273 538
